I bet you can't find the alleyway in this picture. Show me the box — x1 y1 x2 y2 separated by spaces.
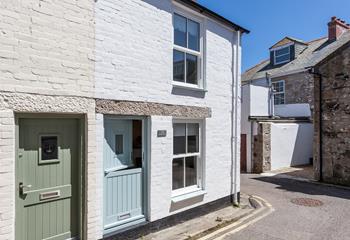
223 174 350 240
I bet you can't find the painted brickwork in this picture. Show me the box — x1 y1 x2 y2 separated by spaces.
0 0 99 239
0 110 15 240
314 44 350 186
94 0 241 222
0 0 242 238
0 0 94 97
0 95 99 240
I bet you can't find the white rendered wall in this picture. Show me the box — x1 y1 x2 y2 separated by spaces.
249 84 270 117
274 104 311 117
270 123 313 170
241 85 250 134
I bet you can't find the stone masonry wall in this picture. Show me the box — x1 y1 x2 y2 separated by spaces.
314 44 350 186
273 72 315 111
252 122 271 173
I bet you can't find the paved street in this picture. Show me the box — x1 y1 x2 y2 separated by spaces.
223 174 350 240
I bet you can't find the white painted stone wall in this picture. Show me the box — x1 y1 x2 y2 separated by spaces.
0 110 15 240
95 0 241 222
270 123 313 170
0 0 94 97
0 0 242 238
274 103 311 117
0 95 100 240
0 0 99 238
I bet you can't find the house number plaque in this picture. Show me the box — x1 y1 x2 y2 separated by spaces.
157 130 167 137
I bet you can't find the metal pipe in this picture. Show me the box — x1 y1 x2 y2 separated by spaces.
231 30 241 205
265 72 274 117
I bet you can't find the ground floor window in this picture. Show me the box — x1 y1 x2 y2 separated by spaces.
172 121 203 195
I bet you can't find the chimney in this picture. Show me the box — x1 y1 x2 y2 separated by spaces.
328 16 350 41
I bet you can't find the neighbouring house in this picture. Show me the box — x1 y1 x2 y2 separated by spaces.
0 0 248 239
241 17 350 175
313 33 350 186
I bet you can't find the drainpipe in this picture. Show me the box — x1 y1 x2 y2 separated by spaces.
266 72 274 117
308 67 323 182
231 30 240 205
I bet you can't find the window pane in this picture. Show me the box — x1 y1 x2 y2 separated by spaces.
275 54 290 64
188 19 200 51
173 50 185 82
173 158 184 190
174 14 187 47
187 123 199 153
173 123 186 154
186 53 198 85
41 136 58 160
185 156 197 187
115 134 123 155
274 93 285 105
275 47 289 56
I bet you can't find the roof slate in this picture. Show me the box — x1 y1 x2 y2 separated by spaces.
243 31 350 82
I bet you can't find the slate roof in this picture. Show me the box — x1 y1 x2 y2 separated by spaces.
243 31 350 82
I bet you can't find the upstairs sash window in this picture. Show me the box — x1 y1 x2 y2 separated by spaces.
173 13 202 87
272 80 285 105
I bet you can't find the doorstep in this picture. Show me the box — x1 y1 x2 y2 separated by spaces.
141 195 255 240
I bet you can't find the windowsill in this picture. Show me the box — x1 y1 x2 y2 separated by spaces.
172 81 207 92
171 189 207 203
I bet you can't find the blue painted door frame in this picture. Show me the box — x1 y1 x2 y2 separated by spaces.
103 116 148 234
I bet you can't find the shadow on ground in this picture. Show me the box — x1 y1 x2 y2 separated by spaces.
250 175 350 200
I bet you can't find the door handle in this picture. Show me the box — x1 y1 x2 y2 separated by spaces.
19 182 32 195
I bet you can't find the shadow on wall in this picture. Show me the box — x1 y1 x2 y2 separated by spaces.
270 123 313 170
290 124 314 167
171 87 206 98
252 176 350 200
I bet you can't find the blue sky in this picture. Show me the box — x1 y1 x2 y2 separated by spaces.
198 0 350 71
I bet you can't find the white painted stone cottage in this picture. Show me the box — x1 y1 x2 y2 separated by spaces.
0 0 248 239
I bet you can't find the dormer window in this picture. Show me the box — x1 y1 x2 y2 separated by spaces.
273 46 291 65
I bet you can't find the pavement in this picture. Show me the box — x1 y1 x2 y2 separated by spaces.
141 194 258 240
265 165 315 180
221 173 350 240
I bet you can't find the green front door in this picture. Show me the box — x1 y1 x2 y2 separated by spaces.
16 118 80 240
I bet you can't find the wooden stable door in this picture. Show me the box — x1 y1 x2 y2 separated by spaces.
103 118 145 233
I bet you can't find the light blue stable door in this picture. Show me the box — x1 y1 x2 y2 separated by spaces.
103 118 145 233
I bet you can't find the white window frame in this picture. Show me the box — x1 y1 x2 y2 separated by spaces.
272 44 291 65
272 80 285 105
172 7 205 90
172 119 204 197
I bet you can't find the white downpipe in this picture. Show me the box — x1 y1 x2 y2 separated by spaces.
266 73 275 117
232 30 241 205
